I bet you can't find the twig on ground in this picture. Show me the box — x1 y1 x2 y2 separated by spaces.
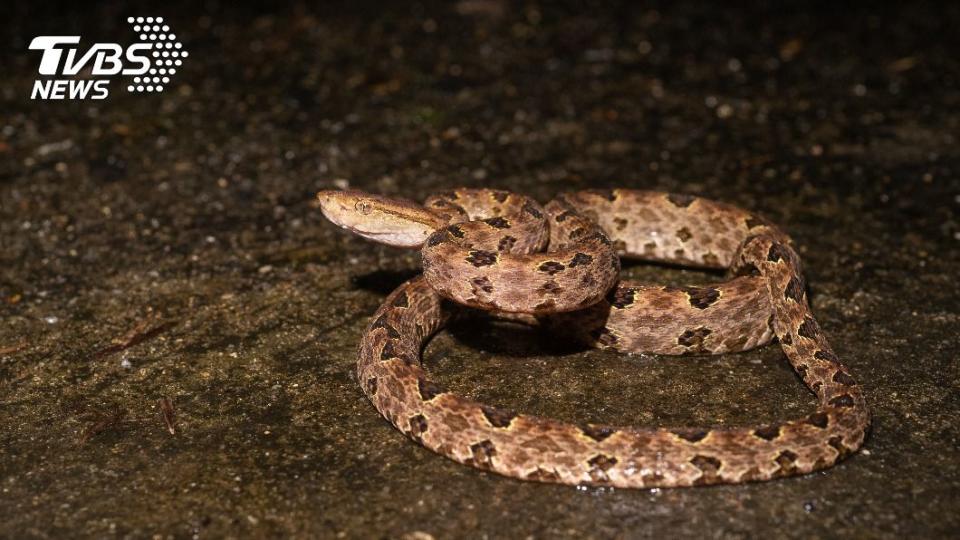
159 396 176 435
0 339 28 355
91 315 177 360
78 405 128 444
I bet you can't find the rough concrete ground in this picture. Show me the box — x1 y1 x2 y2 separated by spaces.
1 1 958 538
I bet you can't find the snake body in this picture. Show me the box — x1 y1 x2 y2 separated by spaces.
317 188 870 487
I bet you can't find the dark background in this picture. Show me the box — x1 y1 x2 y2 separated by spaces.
1 1 958 538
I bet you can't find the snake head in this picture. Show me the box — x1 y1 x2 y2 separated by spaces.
316 189 445 248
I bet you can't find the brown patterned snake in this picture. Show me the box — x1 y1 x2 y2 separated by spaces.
317 188 870 487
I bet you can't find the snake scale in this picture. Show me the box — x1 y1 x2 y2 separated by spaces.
317 188 870 488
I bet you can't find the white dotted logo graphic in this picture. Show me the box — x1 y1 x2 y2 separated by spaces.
125 16 188 93
28 15 189 100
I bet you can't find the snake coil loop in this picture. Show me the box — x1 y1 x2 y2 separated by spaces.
318 188 870 487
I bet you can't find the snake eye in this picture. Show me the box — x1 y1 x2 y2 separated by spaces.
355 200 373 215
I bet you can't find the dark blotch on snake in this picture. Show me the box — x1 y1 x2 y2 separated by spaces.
579 273 596 289
685 287 721 309
554 210 575 222
409 414 428 438
805 412 830 429
568 252 593 267
828 436 849 457
833 370 857 386
678 327 712 348
469 440 497 468
581 425 617 442
538 261 565 275
466 250 498 267
491 191 509 203
784 276 805 302
527 468 560 482
642 470 666 483
539 281 563 295
829 394 856 408
417 378 444 401
380 340 401 362
485 216 510 229
471 276 494 293
587 454 618 483
521 201 542 218
690 455 722 485
609 287 636 309
391 292 409 308
426 233 445 247
371 315 401 339
736 262 762 277
815 349 839 363
673 428 709 443
676 227 693 242
767 242 788 262
589 232 613 246
480 405 517 428
446 225 466 238
797 317 820 339
667 193 696 207
497 235 517 252
754 425 780 441
774 450 798 474
365 377 378 396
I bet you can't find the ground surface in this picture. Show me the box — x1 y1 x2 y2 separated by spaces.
1 1 958 538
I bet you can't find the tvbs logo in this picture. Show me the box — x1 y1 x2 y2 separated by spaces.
29 16 188 100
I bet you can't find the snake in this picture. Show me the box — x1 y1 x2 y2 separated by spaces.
317 188 870 487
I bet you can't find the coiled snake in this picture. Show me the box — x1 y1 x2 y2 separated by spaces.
317 188 870 488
